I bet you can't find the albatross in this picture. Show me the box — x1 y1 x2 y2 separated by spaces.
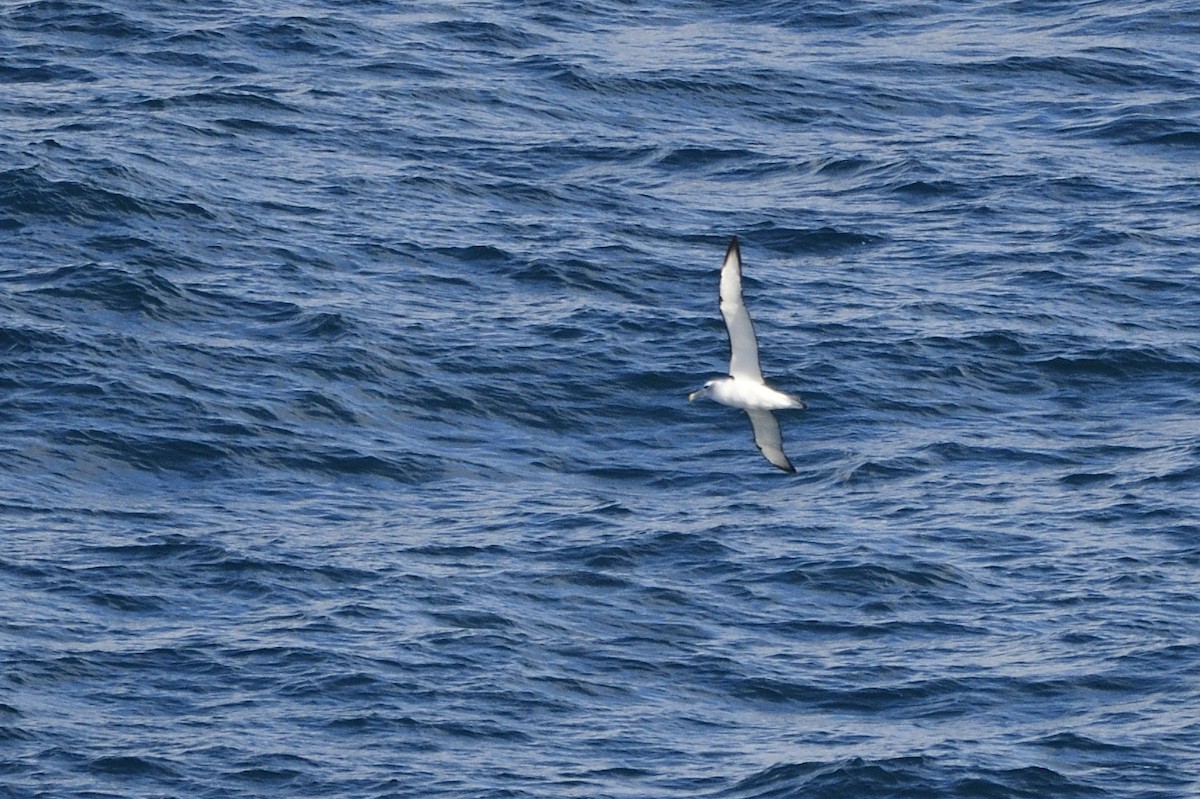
689 236 805 472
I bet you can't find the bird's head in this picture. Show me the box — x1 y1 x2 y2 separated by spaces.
688 380 715 402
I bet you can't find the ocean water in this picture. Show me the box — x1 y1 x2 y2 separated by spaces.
2 1 1199 797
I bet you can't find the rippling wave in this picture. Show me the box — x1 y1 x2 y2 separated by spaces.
2 1 1198 797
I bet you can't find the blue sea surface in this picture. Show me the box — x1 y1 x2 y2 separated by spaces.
3 1 1199 797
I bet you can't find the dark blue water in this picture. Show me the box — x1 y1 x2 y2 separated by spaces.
3 2 1199 797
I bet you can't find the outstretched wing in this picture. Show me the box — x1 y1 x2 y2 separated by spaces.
719 236 763 382
746 409 795 473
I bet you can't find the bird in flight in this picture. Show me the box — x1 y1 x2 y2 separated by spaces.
689 236 806 472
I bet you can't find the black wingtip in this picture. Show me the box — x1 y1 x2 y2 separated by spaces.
726 235 739 256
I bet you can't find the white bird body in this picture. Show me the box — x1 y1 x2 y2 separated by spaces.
690 376 803 411
689 236 805 472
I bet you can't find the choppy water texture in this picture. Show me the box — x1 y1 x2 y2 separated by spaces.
3 1 1200 797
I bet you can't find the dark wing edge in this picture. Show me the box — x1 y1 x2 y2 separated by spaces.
719 236 763 382
746 409 796 473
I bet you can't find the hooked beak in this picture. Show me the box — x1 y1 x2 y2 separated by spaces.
688 388 706 402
